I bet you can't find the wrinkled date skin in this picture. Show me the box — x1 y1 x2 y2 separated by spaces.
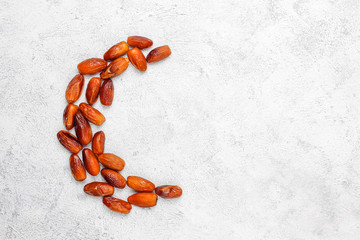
77 58 107 75
92 131 105 156
66 74 84 103
79 102 106 126
69 154 86 181
100 57 129 79
99 79 114 106
127 192 158 208
82 148 100 176
104 41 129 61
127 48 147 71
127 36 153 49
98 153 125 171
146 45 171 63
63 104 79 130
57 130 83 153
101 169 126 189
103 197 132 214
127 176 155 192
74 111 92 145
155 185 182 199
84 182 114 196
86 77 101 105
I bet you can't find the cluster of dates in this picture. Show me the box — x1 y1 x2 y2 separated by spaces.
57 36 182 214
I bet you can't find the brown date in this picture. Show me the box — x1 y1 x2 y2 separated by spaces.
84 182 114 196
127 192 158 208
99 79 114 106
101 169 126 189
74 111 92 145
77 58 107 75
65 74 84 103
103 197 132 214
69 154 86 181
146 45 171 63
127 47 147 71
127 176 155 192
79 102 105 126
92 131 105 156
82 148 100 176
127 36 153 49
98 153 125 171
63 103 79 130
104 41 129 61
155 185 182 199
100 57 129 79
85 77 101 105
57 130 83 153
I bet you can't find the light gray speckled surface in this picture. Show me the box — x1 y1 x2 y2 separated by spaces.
1 0 360 239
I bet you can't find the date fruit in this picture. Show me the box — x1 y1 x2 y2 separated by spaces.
63 104 79 130
104 41 129 61
103 197 132 214
146 45 171 63
74 111 92 145
100 57 129 79
84 182 114 196
78 58 107 75
127 48 147 71
92 131 105 156
127 192 158 207
101 169 126 189
98 153 125 171
86 77 101 105
82 148 100 176
99 79 114 106
155 185 182 199
66 74 84 103
69 154 86 181
127 36 153 49
57 130 83 153
127 176 155 192
61 37 180 213
79 102 106 126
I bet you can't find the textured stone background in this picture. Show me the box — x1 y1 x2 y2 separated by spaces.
1 0 360 239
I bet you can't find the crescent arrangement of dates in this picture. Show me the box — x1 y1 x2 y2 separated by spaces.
57 36 182 214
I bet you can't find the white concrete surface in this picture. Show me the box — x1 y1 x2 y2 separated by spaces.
1 0 360 239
